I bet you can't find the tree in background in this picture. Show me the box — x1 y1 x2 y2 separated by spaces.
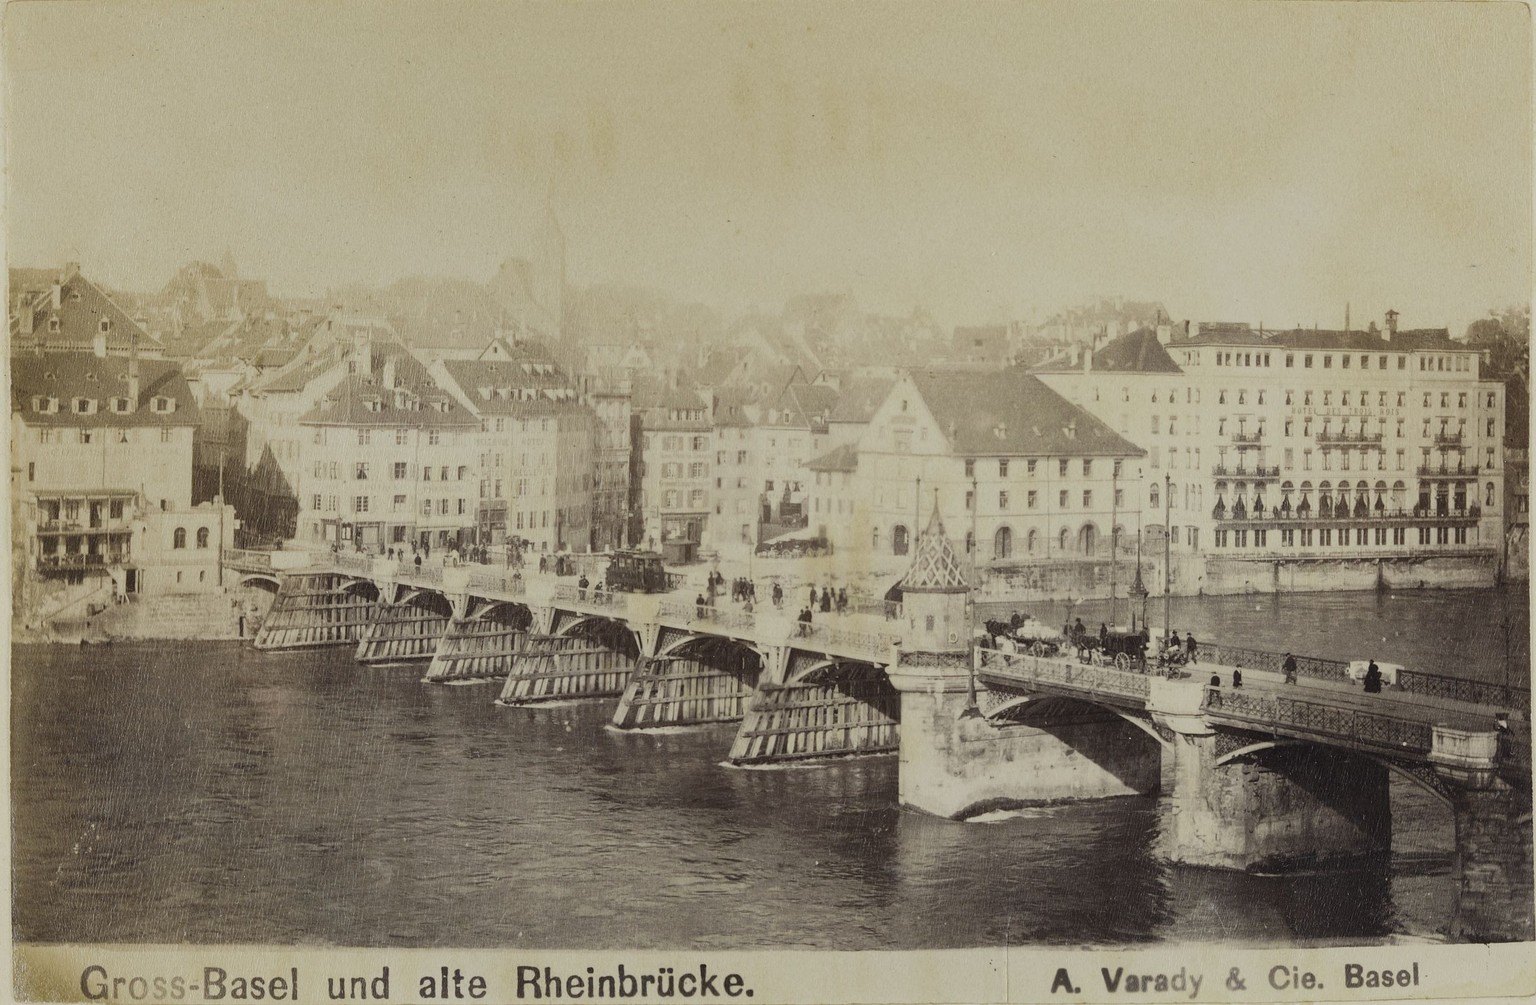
1466 306 1530 449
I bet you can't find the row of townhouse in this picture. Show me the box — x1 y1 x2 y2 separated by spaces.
1034 314 1507 571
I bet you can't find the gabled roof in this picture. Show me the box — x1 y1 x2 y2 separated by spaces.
827 376 896 424
10 270 166 354
907 369 1144 458
765 382 837 429
300 347 476 428
806 443 858 473
12 354 200 427
437 351 586 418
1172 324 1458 353
1033 327 1183 374
899 506 969 594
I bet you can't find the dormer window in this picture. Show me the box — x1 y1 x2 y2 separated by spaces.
72 397 97 415
99 318 112 334
150 396 175 413
47 317 60 334
109 397 132 414
31 395 58 414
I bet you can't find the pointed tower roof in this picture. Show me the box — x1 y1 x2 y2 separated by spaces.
899 505 970 594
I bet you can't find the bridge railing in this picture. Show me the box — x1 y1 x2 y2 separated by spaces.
654 599 757 633
333 552 374 575
468 569 527 597
845 597 903 620
797 622 899 658
1199 642 1350 683
1203 688 1435 756
553 583 629 612
976 645 1152 702
1394 669 1531 714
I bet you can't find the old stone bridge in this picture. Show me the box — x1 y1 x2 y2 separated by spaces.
224 529 1532 942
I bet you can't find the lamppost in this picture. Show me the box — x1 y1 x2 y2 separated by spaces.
1109 464 1118 625
1163 471 1172 643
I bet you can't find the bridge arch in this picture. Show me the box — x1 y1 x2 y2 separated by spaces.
337 578 379 601
556 614 641 659
397 589 453 619
238 574 281 593
1216 738 1454 808
984 693 1172 750
470 599 533 627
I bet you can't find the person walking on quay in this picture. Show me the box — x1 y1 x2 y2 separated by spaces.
1282 652 1298 685
1185 632 1198 665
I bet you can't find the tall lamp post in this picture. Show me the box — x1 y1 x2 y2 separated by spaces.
1162 471 1172 643
1109 465 1118 625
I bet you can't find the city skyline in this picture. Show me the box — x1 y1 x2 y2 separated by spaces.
6 1 1531 335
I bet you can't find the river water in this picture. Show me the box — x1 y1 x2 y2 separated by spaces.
12 587 1528 949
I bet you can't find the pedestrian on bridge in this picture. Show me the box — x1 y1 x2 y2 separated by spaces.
578 574 589 601
696 593 708 618
797 606 813 637
772 582 783 609
1185 632 1198 664
1282 653 1297 684
1364 660 1383 694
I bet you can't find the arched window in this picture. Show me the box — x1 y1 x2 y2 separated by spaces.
892 524 910 556
1486 482 1496 507
195 527 210 549
1058 528 1070 552
1392 480 1407 510
1078 524 1097 555
172 527 187 549
994 526 1013 560
872 526 880 549
1149 483 1160 508
1026 528 1038 554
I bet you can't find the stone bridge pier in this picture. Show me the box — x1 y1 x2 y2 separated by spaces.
1149 678 1392 871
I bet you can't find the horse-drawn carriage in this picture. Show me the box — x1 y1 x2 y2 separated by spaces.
1073 626 1148 671
984 613 1065 657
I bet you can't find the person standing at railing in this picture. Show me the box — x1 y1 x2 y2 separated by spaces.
578 574 589 602
1282 653 1297 684
797 606 813 637
1185 632 1198 665
696 593 708 619
1363 660 1383 694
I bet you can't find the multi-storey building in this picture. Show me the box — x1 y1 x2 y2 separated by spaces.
9 264 166 358
630 377 713 563
432 339 595 554
573 359 633 553
841 369 1145 576
295 342 480 551
707 387 759 553
1038 313 1506 588
756 381 836 526
11 344 231 599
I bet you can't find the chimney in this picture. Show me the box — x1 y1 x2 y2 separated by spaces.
128 328 141 406
50 283 62 310
353 329 372 376
19 299 33 336
93 329 108 358
382 355 397 389
1156 323 1172 345
1384 309 1399 342
62 261 80 281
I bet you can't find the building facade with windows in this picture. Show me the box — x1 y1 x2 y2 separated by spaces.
630 379 713 563
843 369 1145 577
295 343 480 551
1040 315 1506 588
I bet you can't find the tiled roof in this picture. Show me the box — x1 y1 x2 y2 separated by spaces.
10 271 166 354
438 354 585 418
299 349 477 429
827 376 896 424
1173 325 1457 352
11 353 200 427
766 382 837 429
1033 328 1183 374
806 443 858 472
899 506 969 594
908 369 1145 458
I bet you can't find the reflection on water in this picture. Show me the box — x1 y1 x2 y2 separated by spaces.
15 587 1516 948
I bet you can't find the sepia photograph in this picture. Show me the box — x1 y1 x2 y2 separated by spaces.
6 1 1533 1002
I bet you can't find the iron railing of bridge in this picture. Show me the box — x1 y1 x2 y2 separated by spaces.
798 622 900 657
1394 670 1531 714
552 583 629 612
1198 643 1350 683
976 646 1152 702
333 552 373 574
655 599 757 633
844 597 903 620
1202 688 1435 756
467 569 528 597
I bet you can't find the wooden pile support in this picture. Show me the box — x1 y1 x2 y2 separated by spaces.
727 659 900 764
497 633 637 705
253 572 377 650
355 599 450 664
422 607 530 682
611 637 761 728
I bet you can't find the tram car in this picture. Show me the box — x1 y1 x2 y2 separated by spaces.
604 550 671 594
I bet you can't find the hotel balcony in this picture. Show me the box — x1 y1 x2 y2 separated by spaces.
1212 505 1482 526
1316 430 1384 447
1212 464 1280 479
1417 464 1480 478
1229 431 1264 445
1434 432 1465 447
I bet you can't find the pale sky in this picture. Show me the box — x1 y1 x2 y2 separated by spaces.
5 1 1531 333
